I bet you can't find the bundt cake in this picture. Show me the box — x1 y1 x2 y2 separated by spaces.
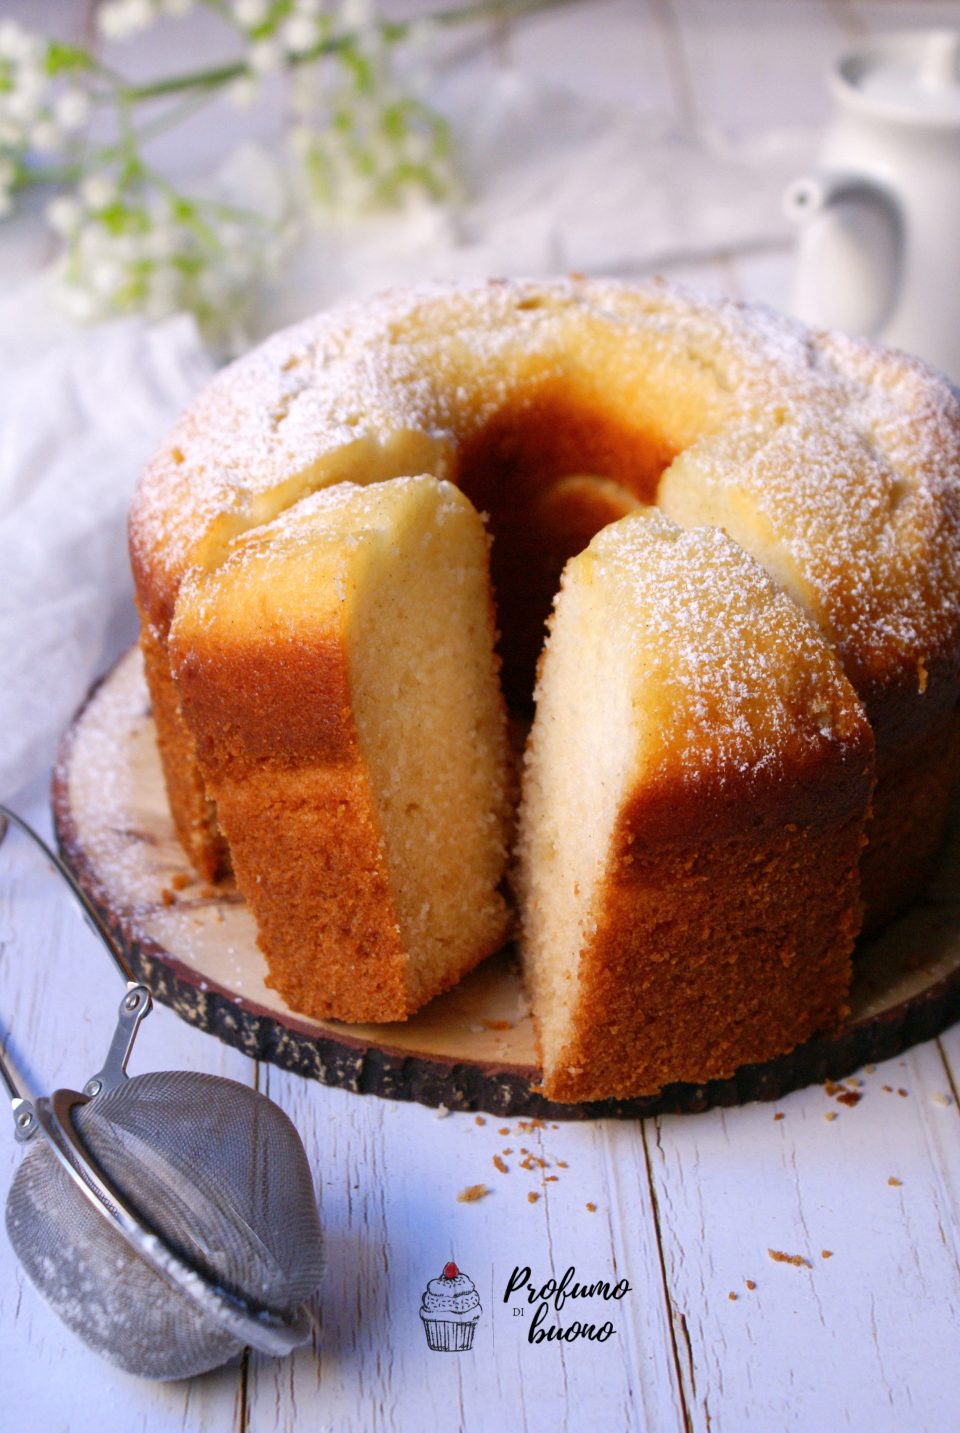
128 277 960 1095
517 509 874 1100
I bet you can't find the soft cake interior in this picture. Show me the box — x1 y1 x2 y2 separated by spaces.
517 508 875 1099
169 475 510 1021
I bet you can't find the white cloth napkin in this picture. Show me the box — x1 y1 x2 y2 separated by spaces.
0 277 213 800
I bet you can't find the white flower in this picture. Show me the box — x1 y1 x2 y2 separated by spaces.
79 173 118 210
142 222 179 261
29 118 60 152
227 74 260 109
248 38 284 74
144 265 182 319
0 21 35 63
282 14 320 52
338 0 373 29
287 123 313 158
46 195 83 236
54 89 92 132
293 0 325 14
98 0 157 40
89 255 125 296
233 0 270 27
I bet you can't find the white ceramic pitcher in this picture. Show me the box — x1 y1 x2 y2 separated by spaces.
785 30 960 381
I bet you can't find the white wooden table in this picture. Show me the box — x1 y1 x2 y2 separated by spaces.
4 2 960 1430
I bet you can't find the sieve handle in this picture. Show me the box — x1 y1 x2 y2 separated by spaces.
0 804 138 987
0 1043 38 1143
82 984 152 1099
0 805 153 1126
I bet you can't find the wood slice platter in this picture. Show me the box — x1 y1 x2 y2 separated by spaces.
52 646 960 1120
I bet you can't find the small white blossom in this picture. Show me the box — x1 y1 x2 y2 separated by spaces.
29 117 60 152
98 0 158 41
79 173 118 210
46 195 83 236
54 89 92 132
89 255 126 296
233 0 270 27
282 14 320 52
338 0 373 29
248 38 284 74
287 123 313 158
227 74 260 109
0 21 36 63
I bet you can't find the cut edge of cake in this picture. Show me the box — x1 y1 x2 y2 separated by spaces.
516 508 876 1102
168 474 512 1023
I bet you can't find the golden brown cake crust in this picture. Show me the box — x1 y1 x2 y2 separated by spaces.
170 628 412 1022
541 745 873 1103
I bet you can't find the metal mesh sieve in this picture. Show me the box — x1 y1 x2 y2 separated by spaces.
6 1070 324 1379
1 807 324 1381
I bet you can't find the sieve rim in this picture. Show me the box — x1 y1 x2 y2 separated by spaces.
31 1087 314 1357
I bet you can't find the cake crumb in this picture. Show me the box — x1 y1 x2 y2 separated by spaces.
768 1249 811 1268
824 1079 842 1097
897 1088 909 1098
160 887 176 907
457 1184 490 1203
745 1279 757 1290
836 1090 861 1107
499 1127 510 1135
493 1154 508 1175
821 1250 833 1260
435 1104 451 1119
824 1111 838 1122
865 1064 876 1074
527 1191 540 1204
773 1113 785 1121
728 1292 737 1301
888 1176 903 1187
932 1092 953 1107
544 1175 559 1183
557 1160 569 1169
475 1116 486 1127
502 1147 513 1155
171 872 192 891
882 1085 893 1092
585 1202 597 1213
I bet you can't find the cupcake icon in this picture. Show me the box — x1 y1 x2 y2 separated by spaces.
419 1261 482 1352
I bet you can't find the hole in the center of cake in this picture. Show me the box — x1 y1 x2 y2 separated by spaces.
455 386 676 708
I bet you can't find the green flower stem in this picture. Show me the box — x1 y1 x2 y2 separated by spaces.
121 0 584 104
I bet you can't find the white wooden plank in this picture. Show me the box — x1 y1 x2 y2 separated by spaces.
246 1067 690 1433
646 1038 960 1433
0 782 250 1433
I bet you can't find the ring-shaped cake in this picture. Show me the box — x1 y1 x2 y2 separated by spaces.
129 278 960 1100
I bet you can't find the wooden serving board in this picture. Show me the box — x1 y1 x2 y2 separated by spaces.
52 646 960 1120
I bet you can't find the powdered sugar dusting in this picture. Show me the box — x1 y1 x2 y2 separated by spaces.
130 275 960 705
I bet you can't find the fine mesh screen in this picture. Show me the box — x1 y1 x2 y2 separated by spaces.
5 1070 324 1380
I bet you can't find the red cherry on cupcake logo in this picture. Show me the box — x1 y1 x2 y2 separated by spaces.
443 1261 460 1279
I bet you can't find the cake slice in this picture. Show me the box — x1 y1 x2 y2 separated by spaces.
169 476 512 1022
516 509 875 1102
